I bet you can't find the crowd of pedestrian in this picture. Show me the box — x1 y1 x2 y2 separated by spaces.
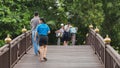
30 11 78 62
55 23 78 46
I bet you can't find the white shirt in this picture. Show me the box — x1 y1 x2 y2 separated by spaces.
59 28 64 33
64 25 72 32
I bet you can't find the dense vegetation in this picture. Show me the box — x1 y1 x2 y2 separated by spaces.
0 0 120 52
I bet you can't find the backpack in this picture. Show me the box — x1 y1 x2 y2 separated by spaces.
70 27 77 34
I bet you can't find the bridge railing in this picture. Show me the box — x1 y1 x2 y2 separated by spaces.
86 28 120 68
0 31 32 68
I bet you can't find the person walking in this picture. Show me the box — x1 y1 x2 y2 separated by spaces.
35 18 50 62
30 12 40 55
55 23 64 45
63 23 72 46
70 27 78 45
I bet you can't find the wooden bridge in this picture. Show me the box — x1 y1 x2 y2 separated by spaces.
0 28 120 68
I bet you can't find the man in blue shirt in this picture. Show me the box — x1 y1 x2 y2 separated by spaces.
37 23 50 36
35 18 50 62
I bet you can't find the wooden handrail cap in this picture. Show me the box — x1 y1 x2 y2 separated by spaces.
94 27 99 33
5 34 12 44
89 24 93 29
104 35 111 44
22 26 27 33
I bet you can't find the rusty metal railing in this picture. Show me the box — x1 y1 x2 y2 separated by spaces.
86 29 120 68
0 31 32 68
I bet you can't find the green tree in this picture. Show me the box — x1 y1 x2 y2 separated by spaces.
0 0 120 53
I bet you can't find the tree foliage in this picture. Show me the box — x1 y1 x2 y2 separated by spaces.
0 0 120 52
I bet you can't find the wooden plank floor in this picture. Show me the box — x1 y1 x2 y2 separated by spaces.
14 45 104 68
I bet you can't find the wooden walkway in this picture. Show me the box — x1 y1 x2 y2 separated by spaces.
13 45 104 68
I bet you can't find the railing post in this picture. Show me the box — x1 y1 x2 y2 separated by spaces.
25 32 27 54
104 44 107 68
104 43 111 68
5 34 12 68
94 27 99 55
103 43 106 67
88 24 94 45
94 33 97 54
22 26 27 54
104 35 111 68
9 43 11 68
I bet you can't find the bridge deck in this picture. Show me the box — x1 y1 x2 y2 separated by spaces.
13 45 104 68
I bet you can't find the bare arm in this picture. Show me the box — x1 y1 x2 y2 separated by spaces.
55 30 61 33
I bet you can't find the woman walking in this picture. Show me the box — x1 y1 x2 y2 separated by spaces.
55 23 64 45
63 23 72 46
35 18 50 62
